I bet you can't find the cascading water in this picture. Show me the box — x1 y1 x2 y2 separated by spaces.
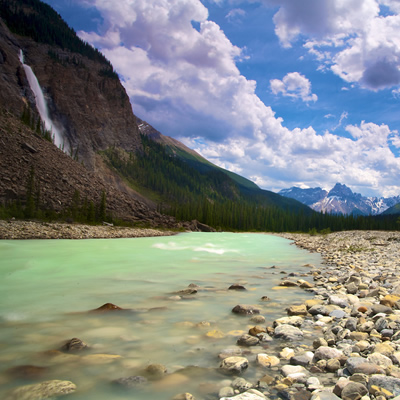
19 50 67 150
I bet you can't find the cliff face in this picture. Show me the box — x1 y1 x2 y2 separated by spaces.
0 14 162 224
19 39 143 170
0 18 142 170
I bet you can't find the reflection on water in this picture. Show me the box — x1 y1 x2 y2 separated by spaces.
0 233 321 399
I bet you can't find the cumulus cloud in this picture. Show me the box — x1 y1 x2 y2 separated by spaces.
262 0 400 90
73 0 400 196
270 72 317 102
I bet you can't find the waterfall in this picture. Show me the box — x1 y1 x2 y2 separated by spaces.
19 50 67 151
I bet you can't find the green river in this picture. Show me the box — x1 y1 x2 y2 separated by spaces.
0 232 322 399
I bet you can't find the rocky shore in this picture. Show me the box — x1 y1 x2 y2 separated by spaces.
0 219 177 239
213 230 400 400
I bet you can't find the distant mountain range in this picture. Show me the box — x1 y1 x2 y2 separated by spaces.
279 183 400 216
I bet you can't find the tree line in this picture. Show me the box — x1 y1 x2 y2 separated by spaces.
103 135 400 233
1 0 118 79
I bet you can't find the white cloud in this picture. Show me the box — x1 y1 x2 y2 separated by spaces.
263 0 400 90
270 72 318 102
226 8 246 22
75 0 400 197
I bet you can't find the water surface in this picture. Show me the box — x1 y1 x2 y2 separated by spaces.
0 232 321 399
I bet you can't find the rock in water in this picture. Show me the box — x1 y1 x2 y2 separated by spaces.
112 376 148 389
232 305 261 315
90 303 124 313
220 357 249 374
61 337 88 352
6 380 76 400
229 284 247 290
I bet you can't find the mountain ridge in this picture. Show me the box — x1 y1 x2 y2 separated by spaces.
279 183 400 216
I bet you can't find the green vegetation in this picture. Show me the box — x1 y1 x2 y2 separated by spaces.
103 135 400 233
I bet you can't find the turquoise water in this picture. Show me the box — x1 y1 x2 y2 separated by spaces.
0 232 321 399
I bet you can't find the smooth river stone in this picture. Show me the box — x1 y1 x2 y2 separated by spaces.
220 356 249 374
6 380 76 400
313 346 343 362
274 324 303 341
256 353 280 367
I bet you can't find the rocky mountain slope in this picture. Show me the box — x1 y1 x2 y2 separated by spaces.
0 0 311 231
0 2 186 227
279 183 400 216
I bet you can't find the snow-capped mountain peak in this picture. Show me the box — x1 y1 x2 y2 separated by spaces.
279 183 400 215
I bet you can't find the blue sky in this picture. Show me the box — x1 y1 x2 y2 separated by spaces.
43 0 400 197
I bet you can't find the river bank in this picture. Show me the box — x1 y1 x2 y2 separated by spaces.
0 219 177 239
218 230 400 400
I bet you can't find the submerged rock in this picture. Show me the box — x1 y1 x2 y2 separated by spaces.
144 363 167 379
6 365 48 380
232 305 261 315
112 375 148 389
61 337 88 353
229 284 247 290
90 303 125 313
6 379 77 400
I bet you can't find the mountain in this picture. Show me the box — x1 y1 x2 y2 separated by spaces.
0 0 314 231
381 203 400 215
279 183 400 216
137 119 260 191
278 187 327 206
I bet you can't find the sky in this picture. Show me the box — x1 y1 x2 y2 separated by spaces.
42 0 400 198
